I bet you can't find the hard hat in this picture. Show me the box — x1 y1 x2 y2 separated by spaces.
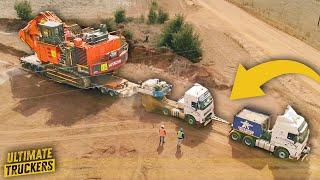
161 124 165 128
180 127 183 131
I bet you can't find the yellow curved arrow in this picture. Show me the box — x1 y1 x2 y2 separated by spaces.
230 60 320 100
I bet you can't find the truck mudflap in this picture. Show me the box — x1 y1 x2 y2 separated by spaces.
300 146 311 161
203 118 212 126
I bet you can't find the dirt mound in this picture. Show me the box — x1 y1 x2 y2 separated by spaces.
81 145 137 159
119 146 137 157
129 45 231 90
81 146 116 158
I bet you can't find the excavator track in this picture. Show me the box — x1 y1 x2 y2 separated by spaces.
20 55 91 89
44 67 91 89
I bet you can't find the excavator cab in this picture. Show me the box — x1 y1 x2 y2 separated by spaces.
39 21 64 45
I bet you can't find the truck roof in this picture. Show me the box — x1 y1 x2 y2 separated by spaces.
236 109 269 125
185 83 208 98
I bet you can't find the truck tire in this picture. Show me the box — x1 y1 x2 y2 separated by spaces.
230 131 241 141
162 108 170 116
274 147 289 159
242 136 255 147
186 115 196 126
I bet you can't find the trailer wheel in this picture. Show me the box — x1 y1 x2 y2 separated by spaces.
99 87 108 94
162 108 169 116
186 115 196 126
230 131 241 141
242 136 255 147
275 147 289 159
109 90 116 97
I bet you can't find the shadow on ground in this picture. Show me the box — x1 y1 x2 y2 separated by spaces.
230 139 310 180
9 69 116 126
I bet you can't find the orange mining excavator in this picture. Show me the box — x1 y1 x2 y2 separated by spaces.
19 11 129 91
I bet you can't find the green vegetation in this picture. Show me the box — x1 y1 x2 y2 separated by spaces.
103 17 116 32
139 14 145 23
114 9 126 24
123 29 133 40
157 9 169 24
147 1 169 24
148 8 158 24
158 15 202 62
14 0 32 21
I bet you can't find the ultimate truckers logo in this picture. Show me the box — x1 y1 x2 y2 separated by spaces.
3 147 55 177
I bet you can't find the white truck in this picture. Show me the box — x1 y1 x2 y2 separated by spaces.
230 106 310 160
139 79 214 127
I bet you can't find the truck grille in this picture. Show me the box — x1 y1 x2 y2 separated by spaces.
205 113 212 121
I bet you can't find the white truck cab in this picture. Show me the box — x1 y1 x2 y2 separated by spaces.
140 80 214 127
178 84 214 126
230 105 310 160
270 106 310 159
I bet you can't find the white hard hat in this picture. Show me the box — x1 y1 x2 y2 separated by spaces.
161 124 165 128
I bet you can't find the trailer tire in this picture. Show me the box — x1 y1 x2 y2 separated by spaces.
109 90 116 97
186 115 196 126
242 136 255 147
274 147 289 159
99 87 108 94
162 108 170 116
230 131 241 141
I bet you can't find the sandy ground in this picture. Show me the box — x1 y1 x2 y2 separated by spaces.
0 0 319 179
226 0 320 51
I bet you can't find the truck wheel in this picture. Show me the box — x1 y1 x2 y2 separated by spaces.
242 136 255 147
275 147 289 159
187 115 196 126
162 108 169 116
230 131 241 141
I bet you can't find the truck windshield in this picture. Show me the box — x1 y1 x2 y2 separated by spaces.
297 121 309 143
198 92 213 110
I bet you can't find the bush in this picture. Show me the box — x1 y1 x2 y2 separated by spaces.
158 14 184 47
157 9 169 24
151 1 158 10
114 9 126 24
14 0 32 21
103 18 116 32
158 15 202 62
172 24 202 62
148 8 157 24
126 16 134 22
139 14 145 23
123 29 133 40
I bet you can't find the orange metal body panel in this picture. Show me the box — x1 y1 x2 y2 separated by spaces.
18 11 62 51
85 35 121 66
36 42 60 64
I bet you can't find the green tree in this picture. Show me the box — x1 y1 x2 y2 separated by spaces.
103 17 116 32
14 0 32 21
114 9 126 24
158 14 184 47
148 8 157 24
157 9 169 24
172 24 202 62
123 29 133 40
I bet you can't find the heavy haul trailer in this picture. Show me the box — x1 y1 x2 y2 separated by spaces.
230 106 310 160
140 79 215 127
19 11 128 89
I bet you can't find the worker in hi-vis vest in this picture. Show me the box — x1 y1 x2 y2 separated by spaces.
177 128 185 147
159 124 167 146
